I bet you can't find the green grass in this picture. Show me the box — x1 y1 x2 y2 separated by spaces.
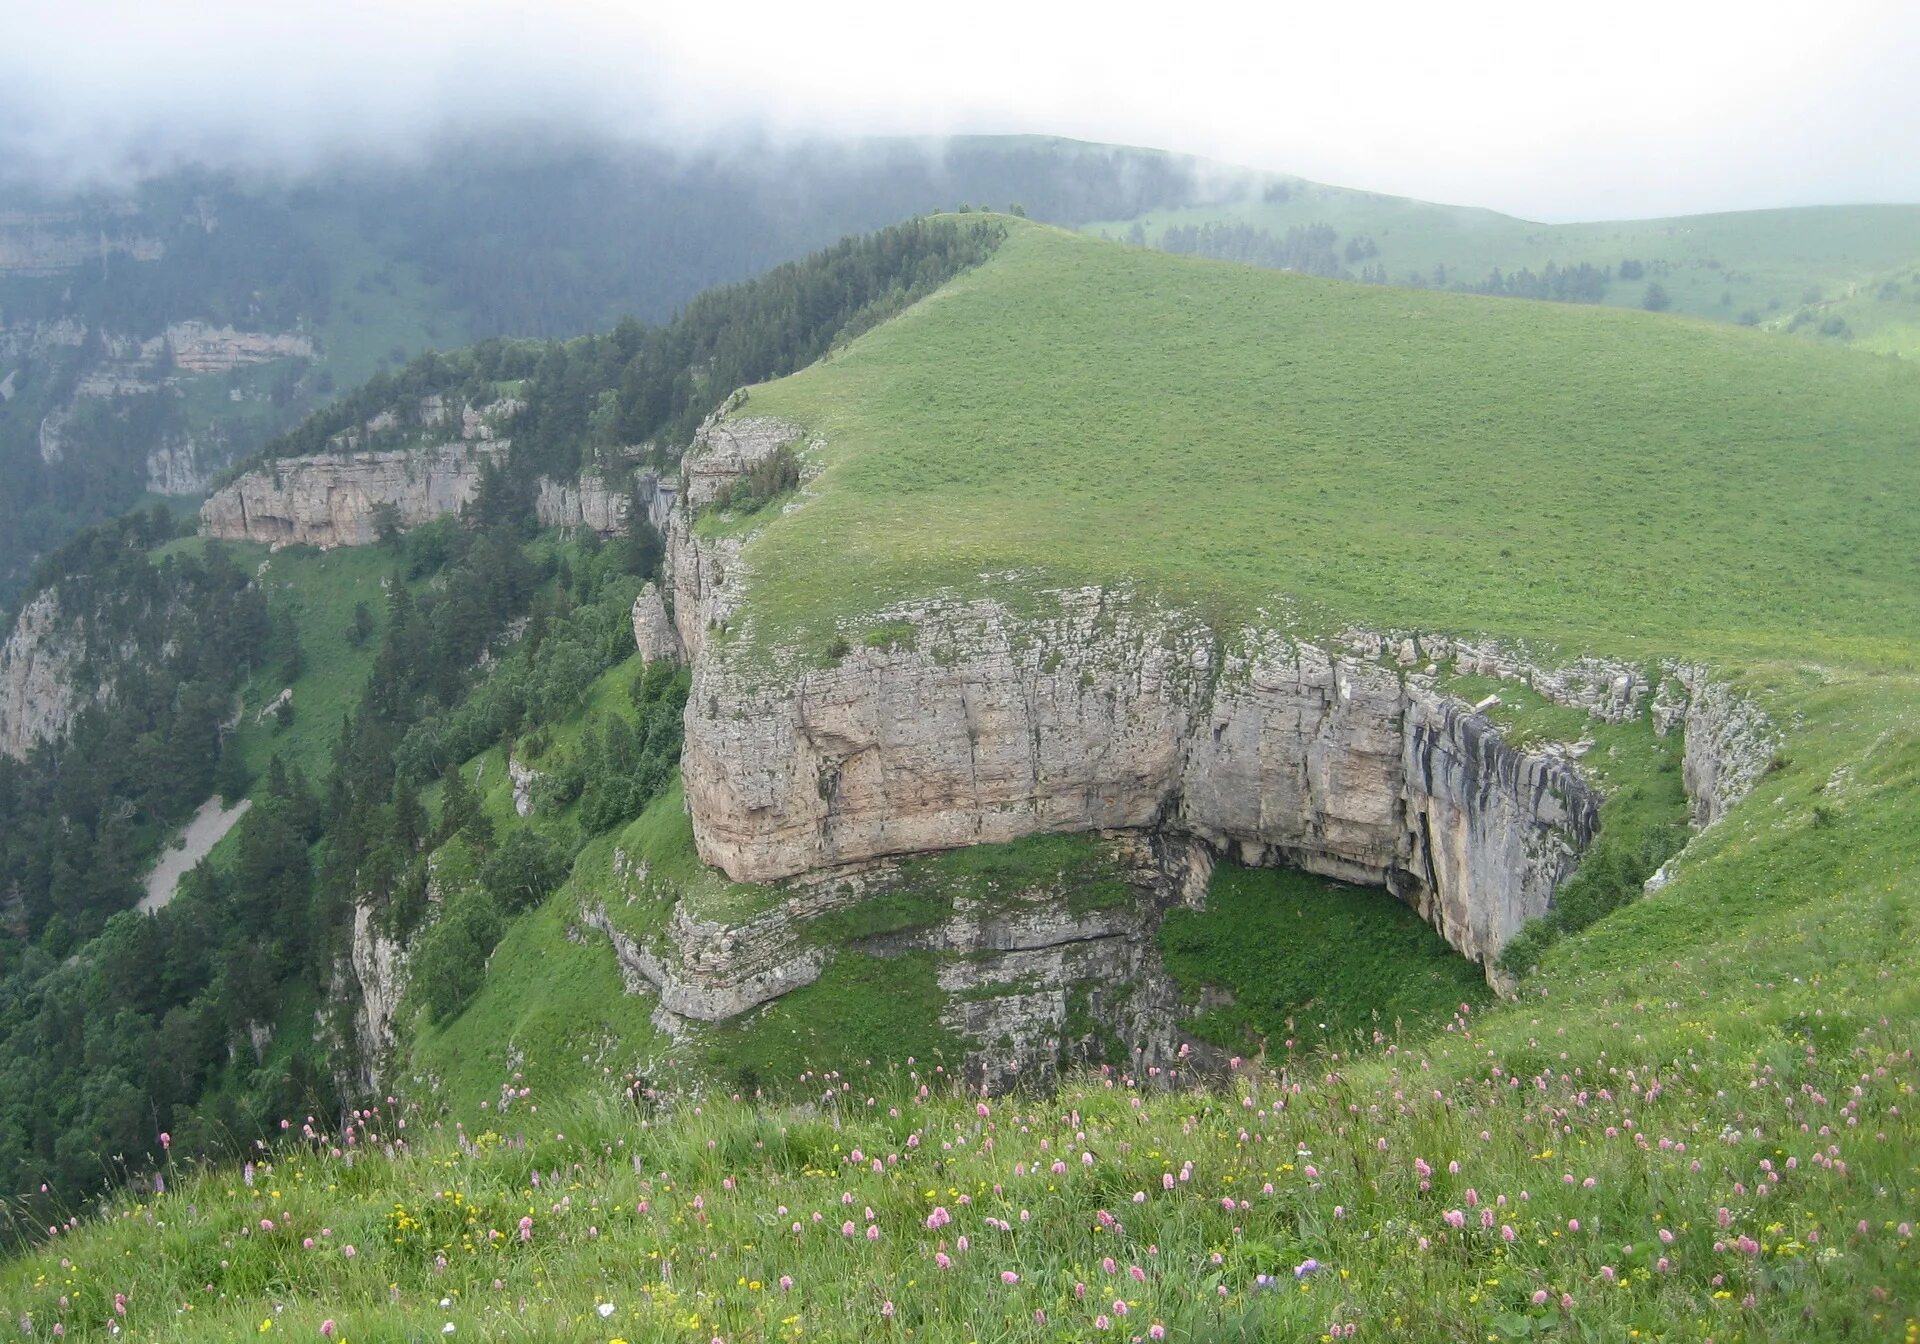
9 621 1920 1344
1087 190 1920 355
1161 863 1492 1049
214 541 403 783
400 886 666 1118
697 951 964 1091
304 201 467 390
737 221 1920 671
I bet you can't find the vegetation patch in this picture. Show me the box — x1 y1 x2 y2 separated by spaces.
1161 862 1491 1050
696 951 962 1094
738 222 1920 671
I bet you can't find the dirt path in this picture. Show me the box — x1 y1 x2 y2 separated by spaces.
140 796 251 913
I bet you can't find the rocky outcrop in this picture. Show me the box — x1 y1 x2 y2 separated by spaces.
582 830 1213 1087
632 583 681 665
680 592 1599 979
1665 663 1776 828
535 472 631 535
1346 628 1649 723
0 207 163 275
152 322 311 374
326 902 412 1105
199 442 509 547
146 431 217 495
0 590 89 761
681 414 804 510
508 753 543 818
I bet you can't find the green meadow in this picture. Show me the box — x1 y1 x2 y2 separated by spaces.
738 220 1920 670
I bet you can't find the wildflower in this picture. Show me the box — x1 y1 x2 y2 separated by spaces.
778 1276 794 1292
1294 1258 1321 1278
342 1245 357 1259
599 1304 616 1319
1150 1327 1167 1341
1001 1271 1020 1285
320 1324 336 1339
1095 1315 1112 1330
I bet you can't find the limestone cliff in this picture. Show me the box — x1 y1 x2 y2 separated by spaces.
533 467 675 536
325 903 411 1097
661 407 1772 987
200 442 509 547
1664 662 1776 828
679 593 1599 978
535 472 631 535
0 590 89 762
0 207 164 275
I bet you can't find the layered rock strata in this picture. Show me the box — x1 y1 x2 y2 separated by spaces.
582 831 1212 1087
200 442 509 547
681 596 1600 978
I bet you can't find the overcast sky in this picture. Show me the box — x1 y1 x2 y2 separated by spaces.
4 0 1916 220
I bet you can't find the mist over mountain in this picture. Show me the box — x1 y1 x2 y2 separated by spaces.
4 1 1917 219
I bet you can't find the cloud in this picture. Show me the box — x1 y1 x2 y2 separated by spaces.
2 0 1916 218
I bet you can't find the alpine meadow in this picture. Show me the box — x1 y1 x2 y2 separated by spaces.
1 14 1918 1344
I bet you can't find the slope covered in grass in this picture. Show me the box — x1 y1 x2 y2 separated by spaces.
1087 186 1920 355
738 220 1920 670
6 677 1916 1340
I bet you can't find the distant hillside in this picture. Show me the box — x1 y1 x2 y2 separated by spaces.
0 133 1217 603
1088 186 1920 356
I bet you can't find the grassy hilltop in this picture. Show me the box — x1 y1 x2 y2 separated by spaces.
738 219 1920 668
6 218 1920 1340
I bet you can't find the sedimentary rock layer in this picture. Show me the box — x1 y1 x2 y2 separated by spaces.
200 443 509 547
680 593 1599 976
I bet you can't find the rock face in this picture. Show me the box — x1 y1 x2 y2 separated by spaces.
336 903 410 1097
681 414 803 510
0 207 163 275
662 405 1786 991
200 442 509 547
0 590 88 761
1667 663 1776 828
680 593 1600 978
535 471 631 535
153 322 312 374
631 583 682 665
508 753 543 818
582 830 1213 1088
146 431 216 495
